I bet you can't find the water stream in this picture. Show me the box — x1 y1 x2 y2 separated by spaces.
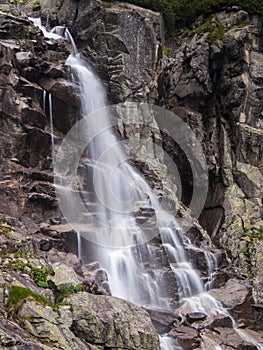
33 18 263 350
43 90 55 169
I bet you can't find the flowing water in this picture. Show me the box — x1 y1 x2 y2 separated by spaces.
32 19 263 350
43 90 55 169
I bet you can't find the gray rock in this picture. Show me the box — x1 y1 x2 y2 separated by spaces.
66 291 160 349
48 262 81 290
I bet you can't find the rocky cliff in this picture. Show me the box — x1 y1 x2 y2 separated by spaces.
0 0 263 349
158 7 263 305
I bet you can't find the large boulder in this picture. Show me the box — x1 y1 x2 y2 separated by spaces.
66 292 161 349
209 278 255 327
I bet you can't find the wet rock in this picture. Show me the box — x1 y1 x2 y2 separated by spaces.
84 262 100 272
169 325 200 348
159 7 263 304
209 278 255 327
49 0 164 104
194 314 234 330
144 308 179 333
200 328 259 350
186 312 207 324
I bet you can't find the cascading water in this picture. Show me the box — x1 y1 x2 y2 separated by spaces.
43 90 55 169
32 18 263 350
63 48 263 350
63 46 231 346
48 93 55 168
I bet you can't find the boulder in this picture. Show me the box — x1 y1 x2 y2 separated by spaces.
17 299 90 350
209 278 254 327
48 262 80 290
168 325 200 348
66 292 160 349
200 328 258 350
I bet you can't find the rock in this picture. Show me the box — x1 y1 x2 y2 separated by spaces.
17 299 90 349
52 0 163 103
66 291 160 349
168 325 200 348
84 262 100 272
48 262 80 290
0 318 54 349
144 307 179 333
209 279 255 327
194 314 234 330
186 312 207 324
158 7 263 303
200 328 258 350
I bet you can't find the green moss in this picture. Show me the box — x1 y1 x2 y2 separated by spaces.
163 47 171 57
56 0 63 11
7 285 48 311
241 225 262 278
187 17 251 43
188 18 225 43
0 222 12 238
102 1 113 8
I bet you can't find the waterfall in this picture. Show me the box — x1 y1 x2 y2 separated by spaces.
42 90 55 169
32 18 263 350
48 93 55 168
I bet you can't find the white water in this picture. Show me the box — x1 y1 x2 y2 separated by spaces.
33 18 262 350
43 90 55 169
64 51 263 350
29 17 61 39
63 47 229 345
48 93 55 168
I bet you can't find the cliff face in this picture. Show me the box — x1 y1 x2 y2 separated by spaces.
158 8 263 304
0 1 263 349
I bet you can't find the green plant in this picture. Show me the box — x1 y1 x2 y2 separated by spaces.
7 260 31 272
56 284 84 303
188 17 225 43
7 286 48 311
242 226 263 240
5 260 53 289
241 225 262 277
31 267 54 288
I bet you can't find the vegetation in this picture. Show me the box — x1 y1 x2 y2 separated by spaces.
241 225 263 277
7 285 48 311
6 283 84 314
56 284 85 303
6 285 73 315
104 0 263 32
163 47 171 56
31 267 54 288
242 225 263 240
5 260 54 288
